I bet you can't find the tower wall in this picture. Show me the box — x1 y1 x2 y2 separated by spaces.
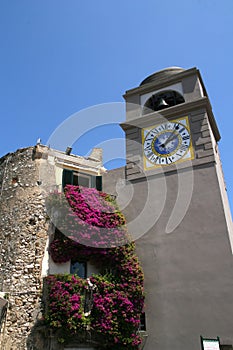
0 147 49 350
103 160 233 350
103 66 233 350
0 145 106 350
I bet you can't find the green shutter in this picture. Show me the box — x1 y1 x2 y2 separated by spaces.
62 169 73 189
96 176 102 191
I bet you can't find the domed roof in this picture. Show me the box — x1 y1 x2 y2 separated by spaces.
140 67 185 86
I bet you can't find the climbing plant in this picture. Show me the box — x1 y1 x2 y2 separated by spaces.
44 185 145 349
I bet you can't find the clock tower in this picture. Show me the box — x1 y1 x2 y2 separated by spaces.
122 66 222 179
103 67 233 349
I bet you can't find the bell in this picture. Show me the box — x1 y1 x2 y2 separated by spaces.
157 98 169 110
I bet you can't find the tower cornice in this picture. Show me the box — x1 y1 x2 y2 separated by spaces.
121 96 220 142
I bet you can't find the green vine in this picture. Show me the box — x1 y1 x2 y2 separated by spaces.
44 185 145 349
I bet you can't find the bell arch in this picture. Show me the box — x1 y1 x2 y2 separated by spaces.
143 90 185 114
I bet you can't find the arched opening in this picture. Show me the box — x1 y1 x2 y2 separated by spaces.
143 90 185 114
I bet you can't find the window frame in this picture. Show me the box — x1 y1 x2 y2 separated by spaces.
73 171 92 187
62 168 102 191
70 260 87 279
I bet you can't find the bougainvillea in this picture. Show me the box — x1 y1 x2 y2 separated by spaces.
44 185 145 349
46 185 129 248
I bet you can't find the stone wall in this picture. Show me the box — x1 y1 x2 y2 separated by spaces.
0 147 49 350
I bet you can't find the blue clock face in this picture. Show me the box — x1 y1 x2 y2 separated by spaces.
143 120 192 166
153 131 179 155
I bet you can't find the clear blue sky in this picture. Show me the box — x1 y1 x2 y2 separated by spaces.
0 0 232 211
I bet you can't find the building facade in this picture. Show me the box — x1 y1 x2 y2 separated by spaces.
0 67 233 350
0 145 106 350
103 66 233 350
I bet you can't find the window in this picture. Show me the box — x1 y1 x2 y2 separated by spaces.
62 169 102 191
73 172 91 187
139 312 146 331
70 261 87 279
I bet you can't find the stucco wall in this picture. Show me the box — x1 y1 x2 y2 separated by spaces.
103 162 233 350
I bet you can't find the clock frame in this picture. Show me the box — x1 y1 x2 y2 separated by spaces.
142 116 194 170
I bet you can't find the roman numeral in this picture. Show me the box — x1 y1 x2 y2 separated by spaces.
180 144 188 151
160 123 167 130
144 144 152 150
146 137 154 141
146 152 154 158
165 157 173 164
150 155 156 162
179 127 185 134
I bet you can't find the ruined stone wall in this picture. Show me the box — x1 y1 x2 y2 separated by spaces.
0 147 50 350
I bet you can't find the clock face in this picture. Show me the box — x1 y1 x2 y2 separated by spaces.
142 116 194 169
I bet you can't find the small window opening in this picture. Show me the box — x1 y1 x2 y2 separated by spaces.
139 312 146 331
70 261 87 279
